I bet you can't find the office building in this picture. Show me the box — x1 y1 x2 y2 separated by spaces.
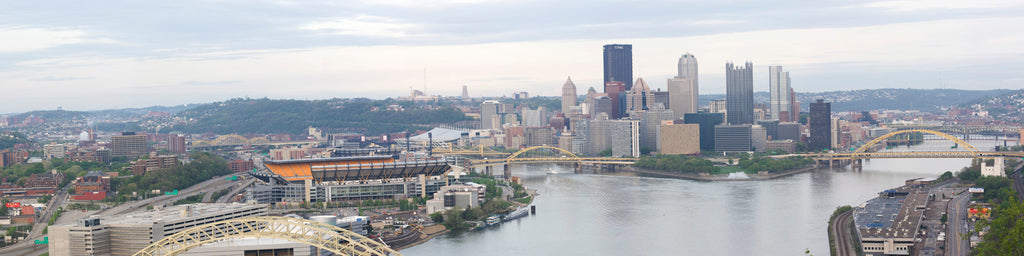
603 44 633 90
522 107 548 128
561 77 578 114
593 96 613 119
604 81 626 119
525 127 554 147
668 53 699 119
461 85 469 100
756 119 780 140
684 112 724 151
480 100 500 130
652 90 670 110
715 124 752 152
609 119 641 157
111 132 147 158
49 204 268 256
809 99 832 151
586 116 612 156
766 140 796 153
626 77 654 115
43 143 65 159
659 122 700 155
639 108 675 152
667 78 697 119
751 125 767 153
726 62 754 125
168 134 186 154
769 66 794 122
777 122 802 142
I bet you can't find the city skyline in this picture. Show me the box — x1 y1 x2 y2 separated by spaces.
3 1 1024 113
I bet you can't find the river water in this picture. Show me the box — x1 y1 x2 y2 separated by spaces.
402 138 1017 255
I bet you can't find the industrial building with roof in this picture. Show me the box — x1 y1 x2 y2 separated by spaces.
853 186 929 256
251 155 453 203
49 203 268 256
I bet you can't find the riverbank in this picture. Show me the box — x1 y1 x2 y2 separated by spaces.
622 164 819 181
395 224 449 250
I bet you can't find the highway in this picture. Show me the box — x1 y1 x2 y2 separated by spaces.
829 209 856 256
0 187 69 256
946 191 971 256
0 173 248 256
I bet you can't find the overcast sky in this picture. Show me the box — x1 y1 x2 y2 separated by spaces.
3 0 1024 113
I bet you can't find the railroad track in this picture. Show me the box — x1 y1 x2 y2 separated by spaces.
830 209 856 256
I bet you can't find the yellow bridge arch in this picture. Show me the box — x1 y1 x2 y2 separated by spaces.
853 129 979 155
134 216 402 256
508 146 579 160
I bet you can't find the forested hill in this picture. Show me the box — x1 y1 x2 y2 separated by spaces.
168 98 471 135
700 89 1012 112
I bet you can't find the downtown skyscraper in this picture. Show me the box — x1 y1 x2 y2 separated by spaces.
668 53 698 119
809 99 832 151
769 66 795 122
726 62 754 125
561 77 577 114
603 44 633 90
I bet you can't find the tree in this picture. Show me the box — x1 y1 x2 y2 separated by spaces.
973 196 1024 255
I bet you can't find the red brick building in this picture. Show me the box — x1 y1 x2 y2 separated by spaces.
229 159 255 173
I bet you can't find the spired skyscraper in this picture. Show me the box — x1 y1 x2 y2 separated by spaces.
769 66 795 122
726 62 754 125
603 44 633 90
668 53 698 119
561 77 578 114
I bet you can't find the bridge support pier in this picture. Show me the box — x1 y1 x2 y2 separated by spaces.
485 166 493 176
503 164 511 179
574 163 581 174
851 159 862 172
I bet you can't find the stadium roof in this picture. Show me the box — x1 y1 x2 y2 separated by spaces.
409 127 466 142
263 156 450 183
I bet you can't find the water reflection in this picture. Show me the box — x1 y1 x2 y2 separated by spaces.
402 139 1018 255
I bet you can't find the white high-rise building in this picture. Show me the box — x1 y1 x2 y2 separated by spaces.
561 77 578 114
677 53 698 80
669 53 698 119
769 66 792 122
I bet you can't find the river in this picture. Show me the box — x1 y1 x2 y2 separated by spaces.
402 138 1017 255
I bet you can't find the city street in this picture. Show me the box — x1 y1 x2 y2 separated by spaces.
946 191 971 256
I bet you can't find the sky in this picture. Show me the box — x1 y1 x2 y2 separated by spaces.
3 0 1024 113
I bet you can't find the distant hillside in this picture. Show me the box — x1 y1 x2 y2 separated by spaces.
168 98 472 135
960 90 1024 124
88 104 195 119
12 110 89 122
702 89 1012 113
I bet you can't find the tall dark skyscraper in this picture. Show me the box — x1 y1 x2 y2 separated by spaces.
603 44 633 90
684 112 724 151
726 62 754 125
809 99 832 151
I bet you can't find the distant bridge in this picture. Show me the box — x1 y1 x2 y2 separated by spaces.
188 134 321 149
802 129 1024 168
462 146 636 176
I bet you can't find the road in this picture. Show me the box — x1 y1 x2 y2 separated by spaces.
98 173 240 216
1012 170 1024 202
829 209 856 256
0 186 68 256
216 178 255 203
946 191 971 256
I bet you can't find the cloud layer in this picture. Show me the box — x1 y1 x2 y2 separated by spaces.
1 0 1023 113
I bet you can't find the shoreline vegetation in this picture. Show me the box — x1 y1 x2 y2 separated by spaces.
629 154 817 181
